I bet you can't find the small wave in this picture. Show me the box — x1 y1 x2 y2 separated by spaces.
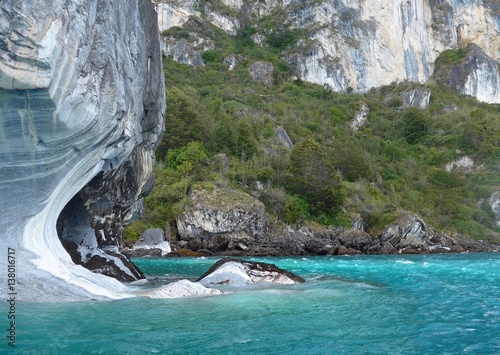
396 260 414 264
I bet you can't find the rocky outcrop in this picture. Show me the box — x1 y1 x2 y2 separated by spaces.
400 87 431 109
274 126 293 148
379 214 431 251
350 101 370 131
131 228 171 256
197 257 305 287
445 155 474 172
434 44 500 104
0 0 165 301
162 36 209 67
157 0 499 103
176 187 267 252
249 61 274 88
489 192 500 228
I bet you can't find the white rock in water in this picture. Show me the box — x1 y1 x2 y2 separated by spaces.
198 258 305 287
141 280 222 299
133 228 171 256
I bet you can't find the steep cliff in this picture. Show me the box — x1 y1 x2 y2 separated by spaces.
0 0 165 301
157 0 500 103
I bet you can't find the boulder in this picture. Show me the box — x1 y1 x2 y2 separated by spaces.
133 228 171 256
197 257 305 287
176 187 267 252
379 214 431 250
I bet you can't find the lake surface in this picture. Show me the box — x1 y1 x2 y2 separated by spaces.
2 253 499 354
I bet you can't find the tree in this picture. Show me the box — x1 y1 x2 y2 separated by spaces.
331 138 371 182
236 120 257 159
403 108 427 144
287 139 344 216
157 87 203 160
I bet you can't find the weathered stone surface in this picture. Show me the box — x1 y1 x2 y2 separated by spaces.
400 87 431 109
435 44 500 104
197 257 305 286
177 187 267 252
133 228 171 256
158 0 499 102
162 37 206 67
350 101 370 131
489 191 500 227
379 214 431 250
0 0 165 301
274 126 293 148
445 155 474 172
249 61 274 88
140 279 222 298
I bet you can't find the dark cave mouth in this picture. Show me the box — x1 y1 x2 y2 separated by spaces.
56 193 144 282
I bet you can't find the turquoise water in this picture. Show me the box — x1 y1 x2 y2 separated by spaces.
2 253 499 354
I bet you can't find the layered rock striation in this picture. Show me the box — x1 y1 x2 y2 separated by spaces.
0 0 166 301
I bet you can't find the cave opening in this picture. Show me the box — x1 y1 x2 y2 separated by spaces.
56 191 144 282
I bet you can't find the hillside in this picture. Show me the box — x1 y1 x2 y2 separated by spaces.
125 0 500 253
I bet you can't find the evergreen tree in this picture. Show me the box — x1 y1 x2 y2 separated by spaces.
287 139 344 216
156 87 203 160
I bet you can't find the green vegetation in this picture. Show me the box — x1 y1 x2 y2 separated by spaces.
125 16 500 243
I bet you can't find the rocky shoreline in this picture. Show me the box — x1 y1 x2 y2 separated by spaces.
123 186 499 260
124 215 499 260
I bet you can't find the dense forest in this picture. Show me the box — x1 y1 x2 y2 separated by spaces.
125 13 500 245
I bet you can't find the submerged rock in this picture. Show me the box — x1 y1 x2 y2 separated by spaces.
140 279 222 299
197 257 305 287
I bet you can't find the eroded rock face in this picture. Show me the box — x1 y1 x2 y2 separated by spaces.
400 87 431 109
489 192 500 227
132 228 171 256
157 0 499 103
197 257 305 287
435 44 500 104
0 0 165 301
176 187 267 252
249 61 274 88
350 101 370 131
379 214 431 251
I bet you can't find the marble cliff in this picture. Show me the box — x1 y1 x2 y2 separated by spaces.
0 0 165 301
157 0 500 103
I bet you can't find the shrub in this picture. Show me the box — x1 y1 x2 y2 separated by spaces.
403 108 427 144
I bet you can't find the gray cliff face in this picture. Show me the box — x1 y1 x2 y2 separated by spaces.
176 187 267 252
0 0 165 301
435 44 500 104
157 0 500 103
